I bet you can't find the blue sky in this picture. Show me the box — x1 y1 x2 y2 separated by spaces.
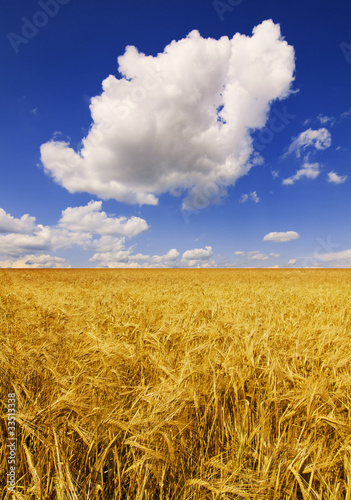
0 0 350 268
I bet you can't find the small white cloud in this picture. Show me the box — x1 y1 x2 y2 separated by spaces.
263 231 299 242
239 194 249 203
86 244 160 268
317 114 335 126
182 245 212 261
59 200 149 237
234 250 269 260
288 258 297 265
164 248 180 261
181 245 214 268
327 171 348 184
271 170 279 179
90 246 182 268
341 107 351 119
282 161 321 185
89 249 133 265
239 191 259 203
285 128 331 158
247 252 269 261
30 108 38 116
151 249 180 265
270 252 280 257
53 131 63 139
250 191 260 203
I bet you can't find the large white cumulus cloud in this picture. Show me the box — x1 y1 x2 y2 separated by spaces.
40 20 295 209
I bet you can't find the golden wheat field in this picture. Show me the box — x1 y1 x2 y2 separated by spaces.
1 269 351 500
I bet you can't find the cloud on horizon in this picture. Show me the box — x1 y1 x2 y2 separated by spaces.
317 249 351 267
263 231 299 242
0 202 148 260
234 250 269 260
0 204 216 269
181 245 215 267
0 254 70 269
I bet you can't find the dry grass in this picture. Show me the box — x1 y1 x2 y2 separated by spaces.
1 268 351 499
